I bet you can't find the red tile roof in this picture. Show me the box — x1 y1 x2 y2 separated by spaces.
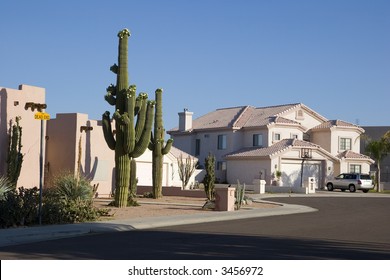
225 139 319 159
311 120 363 131
336 150 373 161
170 103 310 132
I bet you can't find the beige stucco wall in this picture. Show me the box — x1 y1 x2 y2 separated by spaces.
171 134 194 156
46 113 116 197
242 127 269 147
46 113 195 197
0 85 46 188
331 129 361 154
227 159 272 185
312 128 361 155
311 130 332 152
267 126 304 145
282 106 325 130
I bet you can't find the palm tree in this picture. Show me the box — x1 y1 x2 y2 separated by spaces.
364 131 390 192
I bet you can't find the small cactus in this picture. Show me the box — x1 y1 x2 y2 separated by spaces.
235 180 246 210
203 153 215 201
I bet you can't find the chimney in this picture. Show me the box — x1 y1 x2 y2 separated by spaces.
178 108 193 131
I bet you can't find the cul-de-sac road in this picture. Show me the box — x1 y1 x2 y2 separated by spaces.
1 195 390 259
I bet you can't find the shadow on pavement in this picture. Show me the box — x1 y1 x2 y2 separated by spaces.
1 229 389 260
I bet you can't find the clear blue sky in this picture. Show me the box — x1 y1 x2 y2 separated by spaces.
1 0 389 132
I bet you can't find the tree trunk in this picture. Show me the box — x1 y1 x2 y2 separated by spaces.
377 162 382 192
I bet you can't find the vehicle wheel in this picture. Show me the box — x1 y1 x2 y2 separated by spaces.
349 185 356 192
327 183 334 191
363 189 369 193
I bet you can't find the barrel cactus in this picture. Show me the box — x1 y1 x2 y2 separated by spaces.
102 28 155 207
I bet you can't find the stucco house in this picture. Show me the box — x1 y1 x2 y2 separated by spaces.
1 84 198 197
168 103 374 189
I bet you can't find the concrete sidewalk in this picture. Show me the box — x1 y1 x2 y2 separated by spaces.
0 199 316 248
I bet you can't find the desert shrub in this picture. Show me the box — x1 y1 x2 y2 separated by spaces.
41 173 100 224
51 173 93 200
0 176 13 201
0 186 39 228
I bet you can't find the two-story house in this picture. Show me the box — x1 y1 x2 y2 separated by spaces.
168 103 374 188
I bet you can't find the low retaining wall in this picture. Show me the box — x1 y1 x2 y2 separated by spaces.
137 186 206 198
245 183 312 194
381 182 390 191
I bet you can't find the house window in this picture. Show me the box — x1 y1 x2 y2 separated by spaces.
303 132 310 142
253 134 263 147
195 139 200 156
296 109 304 120
217 161 227 171
350 164 361 173
339 138 352 150
217 134 227 150
291 133 299 139
274 133 281 141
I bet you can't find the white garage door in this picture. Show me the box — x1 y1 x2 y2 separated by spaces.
136 161 169 187
281 160 320 188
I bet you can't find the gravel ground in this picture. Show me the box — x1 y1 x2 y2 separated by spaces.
94 196 278 221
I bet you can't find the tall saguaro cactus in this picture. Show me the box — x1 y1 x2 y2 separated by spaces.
102 28 155 207
149 89 173 199
7 116 23 189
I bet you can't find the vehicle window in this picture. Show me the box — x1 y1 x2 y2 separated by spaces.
360 174 371 180
337 174 345 179
351 174 357 179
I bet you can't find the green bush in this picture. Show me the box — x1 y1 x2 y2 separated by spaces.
0 176 12 201
41 173 100 224
0 186 39 228
51 173 93 200
0 173 104 227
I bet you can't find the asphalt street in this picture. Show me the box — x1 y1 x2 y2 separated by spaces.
0 196 389 259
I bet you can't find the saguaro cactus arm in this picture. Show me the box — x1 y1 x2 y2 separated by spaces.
134 94 148 140
102 111 116 150
104 84 117 105
130 101 155 158
162 138 174 155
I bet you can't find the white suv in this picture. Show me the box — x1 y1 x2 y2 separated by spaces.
326 173 374 193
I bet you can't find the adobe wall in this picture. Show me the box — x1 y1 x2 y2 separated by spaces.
0 85 46 188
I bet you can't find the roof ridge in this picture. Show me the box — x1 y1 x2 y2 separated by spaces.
275 103 302 117
216 105 247 111
232 105 254 127
255 103 301 110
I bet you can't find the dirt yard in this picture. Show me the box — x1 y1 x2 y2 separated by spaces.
94 196 278 221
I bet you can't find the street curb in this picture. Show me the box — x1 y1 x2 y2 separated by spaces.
0 202 316 248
